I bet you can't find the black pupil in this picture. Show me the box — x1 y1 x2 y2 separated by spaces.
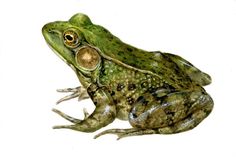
65 34 73 41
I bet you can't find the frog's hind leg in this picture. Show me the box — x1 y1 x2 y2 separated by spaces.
164 53 212 86
129 90 213 135
56 86 89 104
95 90 213 139
157 102 213 134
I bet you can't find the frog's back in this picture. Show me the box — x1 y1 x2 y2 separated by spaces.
70 14 210 89
89 34 193 88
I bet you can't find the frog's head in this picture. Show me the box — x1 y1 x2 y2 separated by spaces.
42 13 103 86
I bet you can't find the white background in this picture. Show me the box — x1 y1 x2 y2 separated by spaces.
0 0 235 156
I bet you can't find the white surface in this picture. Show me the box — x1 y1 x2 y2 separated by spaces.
0 0 235 156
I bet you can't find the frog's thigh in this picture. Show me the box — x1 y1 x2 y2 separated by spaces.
129 90 213 134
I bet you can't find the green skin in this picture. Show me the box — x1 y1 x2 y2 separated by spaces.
42 13 213 139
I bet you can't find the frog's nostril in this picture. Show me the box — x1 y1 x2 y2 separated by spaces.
42 24 50 34
42 23 54 33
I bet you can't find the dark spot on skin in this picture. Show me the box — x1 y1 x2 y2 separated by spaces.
113 99 118 104
142 100 149 106
136 96 149 105
178 84 185 88
158 71 164 76
118 51 124 56
159 121 165 126
148 87 157 94
137 96 144 102
163 83 175 90
167 118 174 125
87 84 98 97
87 90 95 96
127 97 135 105
131 113 138 118
165 110 175 125
117 83 125 91
111 91 115 96
167 111 175 117
151 91 158 98
141 81 148 88
103 28 108 33
154 95 161 101
170 77 176 82
128 83 136 91
127 47 133 52
165 109 175 117
201 90 206 95
128 62 136 67
184 102 192 108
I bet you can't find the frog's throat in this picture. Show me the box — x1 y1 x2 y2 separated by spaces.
47 42 77 73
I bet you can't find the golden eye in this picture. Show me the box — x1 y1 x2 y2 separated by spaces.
63 30 80 48
76 46 101 70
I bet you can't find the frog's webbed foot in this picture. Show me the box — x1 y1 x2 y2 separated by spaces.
94 128 156 140
56 86 89 104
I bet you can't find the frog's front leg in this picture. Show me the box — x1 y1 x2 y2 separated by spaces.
53 87 116 132
52 108 89 123
56 86 89 104
96 89 213 139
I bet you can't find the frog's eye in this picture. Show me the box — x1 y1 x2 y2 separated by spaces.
63 30 80 48
76 46 101 71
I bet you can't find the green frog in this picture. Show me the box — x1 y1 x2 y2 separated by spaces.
42 13 213 139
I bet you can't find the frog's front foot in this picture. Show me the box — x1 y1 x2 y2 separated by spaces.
52 88 116 133
94 128 156 140
52 108 89 124
56 86 89 104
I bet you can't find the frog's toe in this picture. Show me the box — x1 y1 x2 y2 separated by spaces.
52 108 83 123
56 92 80 104
56 86 89 104
53 124 75 129
94 128 140 139
94 128 158 140
57 86 81 92
117 129 156 140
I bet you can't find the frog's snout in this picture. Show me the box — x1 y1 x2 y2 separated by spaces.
42 23 63 47
42 23 57 37
42 23 50 35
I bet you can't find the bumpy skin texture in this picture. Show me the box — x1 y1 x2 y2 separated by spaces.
42 13 213 139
